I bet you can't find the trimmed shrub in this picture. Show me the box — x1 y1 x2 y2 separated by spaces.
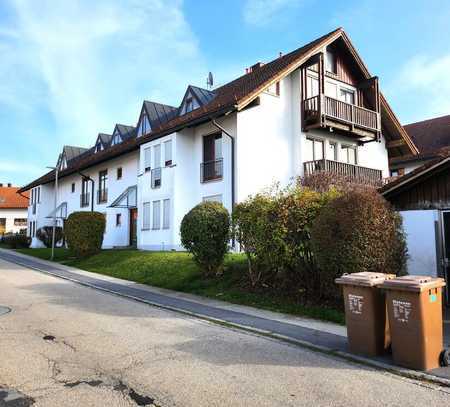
180 202 230 277
233 193 285 287
310 187 408 302
2 233 31 249
36 226 64 248
65 211 106 258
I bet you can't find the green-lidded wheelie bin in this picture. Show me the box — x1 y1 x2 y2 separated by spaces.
336 272 395 357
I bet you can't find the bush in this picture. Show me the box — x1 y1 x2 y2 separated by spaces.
233 193 284 287
65 211 106 258
310 187 408 302
180 202 230 277
36 226 64 248
2 233 31 249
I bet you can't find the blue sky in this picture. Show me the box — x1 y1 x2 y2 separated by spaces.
1 0 450 186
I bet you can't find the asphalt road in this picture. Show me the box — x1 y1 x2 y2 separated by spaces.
0 259 449 406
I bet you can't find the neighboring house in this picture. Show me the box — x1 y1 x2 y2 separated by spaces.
390 114 450 176
18 27 418 250
0 184 29 235
381 154 450 302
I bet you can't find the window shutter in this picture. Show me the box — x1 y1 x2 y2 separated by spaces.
163 199 170 229
144 147 151 172
152 200 161 229
143 202 151 229
164 140 172 166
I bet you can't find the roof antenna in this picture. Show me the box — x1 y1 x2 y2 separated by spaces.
206 72 214 89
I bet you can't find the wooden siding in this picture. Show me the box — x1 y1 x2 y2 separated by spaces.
385 164 450 210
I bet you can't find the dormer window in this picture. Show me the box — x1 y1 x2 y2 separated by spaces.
185 97 194 113
111 131 122 146
137 114 151 137
95 143 103 153
326 50 337 74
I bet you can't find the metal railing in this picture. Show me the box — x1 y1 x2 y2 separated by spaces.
200 158 223 183
303 159 382 186
97 189 108 204
151 167 162 189
303 95 380 132
80 193 90 208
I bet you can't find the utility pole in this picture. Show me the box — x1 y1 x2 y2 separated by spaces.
47 164 59 261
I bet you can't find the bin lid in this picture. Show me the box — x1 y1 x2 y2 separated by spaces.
380 275 446 292
335 272 396 287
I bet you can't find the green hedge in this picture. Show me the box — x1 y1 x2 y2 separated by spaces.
1 233 31 249
65 212 106 258
180 202 230 276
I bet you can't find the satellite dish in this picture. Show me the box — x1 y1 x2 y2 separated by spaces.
207 72 214 89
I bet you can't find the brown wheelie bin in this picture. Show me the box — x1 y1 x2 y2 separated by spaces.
380 276 446 371
335 272 395 357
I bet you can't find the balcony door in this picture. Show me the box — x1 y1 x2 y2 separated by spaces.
203 133 222 163
305 137 324 162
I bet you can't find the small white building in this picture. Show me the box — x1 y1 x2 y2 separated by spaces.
0 184 28 235
19 28 418 251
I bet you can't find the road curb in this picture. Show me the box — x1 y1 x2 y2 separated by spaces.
1 249 449 388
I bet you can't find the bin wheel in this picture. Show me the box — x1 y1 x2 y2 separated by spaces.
439 349 450 367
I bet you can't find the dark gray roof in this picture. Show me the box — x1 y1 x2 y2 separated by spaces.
143 101 178 130
98 133 112 145
115 124 135 140
189 85 216 105
63 145 89 162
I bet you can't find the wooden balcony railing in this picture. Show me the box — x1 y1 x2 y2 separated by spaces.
303 159 382 186
303 95 380 133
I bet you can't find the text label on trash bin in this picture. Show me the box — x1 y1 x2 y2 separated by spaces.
348 294 364 315
392 299 412 323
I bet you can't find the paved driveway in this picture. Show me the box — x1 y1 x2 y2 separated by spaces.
0 259 449 406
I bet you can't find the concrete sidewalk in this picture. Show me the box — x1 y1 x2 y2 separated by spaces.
1 248 449 386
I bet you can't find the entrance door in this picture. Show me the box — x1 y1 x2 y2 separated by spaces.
441 211 450 304
129 208 138 247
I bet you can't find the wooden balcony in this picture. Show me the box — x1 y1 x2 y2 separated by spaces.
303 95 381 140
303 159 382 186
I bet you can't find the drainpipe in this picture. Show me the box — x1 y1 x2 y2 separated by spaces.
212 119 236 248
78 171 95 212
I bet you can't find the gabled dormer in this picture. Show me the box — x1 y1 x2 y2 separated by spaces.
57 145 88 169
57 152 67 171
111 127 122 146
178 85 215 116
137 101 177 137
111 124 135 145
94 133 111 153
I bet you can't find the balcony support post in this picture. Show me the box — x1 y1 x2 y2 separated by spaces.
318 52 325 127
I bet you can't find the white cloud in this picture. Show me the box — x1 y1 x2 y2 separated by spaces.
243 0 303 26
389 53 450 122
1 0 205 147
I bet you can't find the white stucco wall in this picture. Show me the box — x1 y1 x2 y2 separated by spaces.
0 208 28 234
401 210 439 277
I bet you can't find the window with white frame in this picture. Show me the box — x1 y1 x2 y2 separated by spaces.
341 145 357 165
339 87 355 104
163 199 170 229
326 50 337 74
203 195 222 204
305 137 324 162
142 202 151 229
306 74 319 98
152 200 161 230
137 114 151 137
153 144 161 168
164 140 172 166
328 142 337 161
144 147 151 172
112 131 122 146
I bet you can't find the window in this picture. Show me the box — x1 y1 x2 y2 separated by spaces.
185 97 193 112
305 137 324 161
154 144 161 168
116 213 122 227
152 200 161 230
340 88 355 105
144 147 151 172
0 218 5 234
37 187 40 203
328 142 337 161
117 167 122 180
265 81 280 96
326 50 337 74
203 195 222 204
112 131 122 145
163 199 170 229
71 183 75 193
202 133 223 182
14 218 27 227
325 81 338 98
306 74 319 98
95 143 103 153
164 140 172 166
142 202 151 230
98 170 108 203
341 145 357 165
390 168 405 177
138 114 151 137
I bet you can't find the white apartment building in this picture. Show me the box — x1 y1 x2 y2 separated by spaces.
0 184 28 235
19 28 419 251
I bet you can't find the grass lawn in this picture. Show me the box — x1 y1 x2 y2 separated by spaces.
12 247 345 324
